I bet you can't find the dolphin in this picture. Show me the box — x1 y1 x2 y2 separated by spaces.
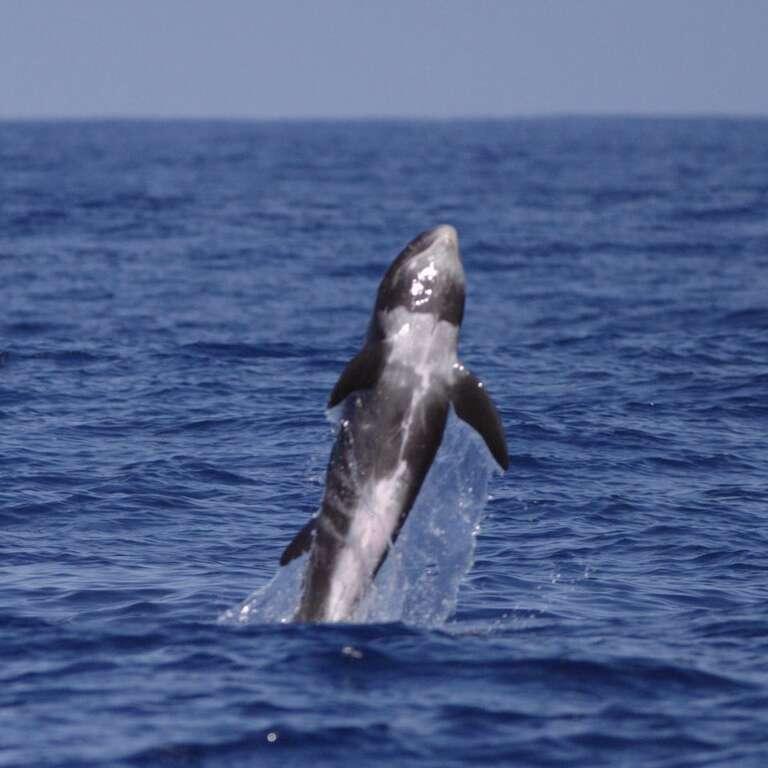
280 224 508 622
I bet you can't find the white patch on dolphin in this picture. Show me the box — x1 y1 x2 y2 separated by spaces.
279 224 509 622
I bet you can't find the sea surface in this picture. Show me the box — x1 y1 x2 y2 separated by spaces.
1 118 768 767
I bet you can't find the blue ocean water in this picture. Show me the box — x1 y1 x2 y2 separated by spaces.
1 118 768 767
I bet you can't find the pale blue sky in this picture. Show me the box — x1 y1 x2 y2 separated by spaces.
1 0 766 119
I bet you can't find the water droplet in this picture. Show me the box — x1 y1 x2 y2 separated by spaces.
342 645 363 659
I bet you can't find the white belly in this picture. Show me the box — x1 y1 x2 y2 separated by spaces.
322 309 458 621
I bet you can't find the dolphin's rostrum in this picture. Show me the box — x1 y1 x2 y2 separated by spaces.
280 225 508 622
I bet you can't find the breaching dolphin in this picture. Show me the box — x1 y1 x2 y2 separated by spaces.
280 224 508 622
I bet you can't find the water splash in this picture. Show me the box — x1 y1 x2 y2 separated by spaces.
220 411 495 627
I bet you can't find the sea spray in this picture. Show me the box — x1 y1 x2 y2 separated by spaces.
222 411 495 626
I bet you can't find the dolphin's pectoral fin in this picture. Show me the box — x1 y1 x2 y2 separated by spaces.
451 366 509 471
327 343 383 408
280 517 317 566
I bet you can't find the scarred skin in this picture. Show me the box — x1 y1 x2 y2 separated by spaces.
280 225 508 622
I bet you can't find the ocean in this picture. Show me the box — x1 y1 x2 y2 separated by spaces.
1 118 767 767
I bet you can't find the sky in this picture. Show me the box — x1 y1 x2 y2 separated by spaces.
1 0 766 119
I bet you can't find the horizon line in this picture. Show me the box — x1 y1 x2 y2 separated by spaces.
1 110 767 123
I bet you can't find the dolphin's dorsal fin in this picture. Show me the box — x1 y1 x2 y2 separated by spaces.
327 343 384 408
451 364 509 471
279 516 316 566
